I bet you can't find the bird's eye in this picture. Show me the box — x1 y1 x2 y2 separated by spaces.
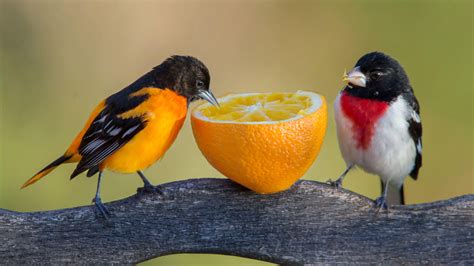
370 71 383 81
196 80 205 89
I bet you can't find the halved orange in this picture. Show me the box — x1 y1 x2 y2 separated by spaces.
191 91 327 194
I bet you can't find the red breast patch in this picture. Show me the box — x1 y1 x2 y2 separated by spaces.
340 92 389 149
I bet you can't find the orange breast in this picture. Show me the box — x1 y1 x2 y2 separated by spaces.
102 89 187 173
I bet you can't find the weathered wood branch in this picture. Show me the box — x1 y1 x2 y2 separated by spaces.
0 178 473 264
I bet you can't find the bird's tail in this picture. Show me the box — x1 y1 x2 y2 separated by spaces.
21 155 72 189
382 181 405 205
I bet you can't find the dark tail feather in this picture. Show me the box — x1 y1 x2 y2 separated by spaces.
86 166 100 177
70 167 86 180
70 163 100 179
382 181 405 205
21 155 71 189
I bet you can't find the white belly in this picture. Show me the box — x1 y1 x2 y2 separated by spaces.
334 94 416 188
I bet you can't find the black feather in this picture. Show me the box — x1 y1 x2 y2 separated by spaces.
343 52 411 103
86 166 100 177
404 93 422 180
70 96 148 179
34 155 71 177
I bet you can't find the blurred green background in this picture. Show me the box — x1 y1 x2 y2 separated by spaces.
0 0 472 265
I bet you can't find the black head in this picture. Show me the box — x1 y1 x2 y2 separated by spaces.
153 55 218 105
343 52 411 101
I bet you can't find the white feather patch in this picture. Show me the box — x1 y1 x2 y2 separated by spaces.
335 94 417 188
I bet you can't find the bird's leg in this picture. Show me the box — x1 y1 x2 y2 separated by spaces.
327 164 354 189
375 180 390 213
136 171 163 195
137 171 154 191
92 171 110 218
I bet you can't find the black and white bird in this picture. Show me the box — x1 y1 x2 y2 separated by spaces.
330 52 422 209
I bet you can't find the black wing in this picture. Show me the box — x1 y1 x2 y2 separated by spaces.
405 94 422 180
70 93 150 179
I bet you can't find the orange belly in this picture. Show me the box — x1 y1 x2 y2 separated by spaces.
102 89 187 173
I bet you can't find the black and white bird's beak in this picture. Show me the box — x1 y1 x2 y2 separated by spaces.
198 89 220 106
343 66 366 88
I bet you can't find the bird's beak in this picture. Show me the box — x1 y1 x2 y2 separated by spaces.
343 66 366 88
198 89 220 106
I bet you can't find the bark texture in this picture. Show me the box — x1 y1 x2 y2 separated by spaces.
0 178 473 264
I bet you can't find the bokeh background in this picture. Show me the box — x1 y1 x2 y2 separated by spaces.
1 0 472 265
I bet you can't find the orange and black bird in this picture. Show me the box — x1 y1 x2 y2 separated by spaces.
21 55 219 217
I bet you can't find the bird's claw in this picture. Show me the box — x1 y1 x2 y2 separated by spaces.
137 184 165 196
137 183 156 194
374 196 389 214
327 178 343 190
92 197 110 219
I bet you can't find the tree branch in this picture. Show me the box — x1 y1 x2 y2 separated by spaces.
0 178 472 264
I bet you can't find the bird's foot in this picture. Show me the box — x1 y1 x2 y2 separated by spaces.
326 178 343 190
137 183 156 194
92 196 110 219
137 184 165 196
374 196 389 214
